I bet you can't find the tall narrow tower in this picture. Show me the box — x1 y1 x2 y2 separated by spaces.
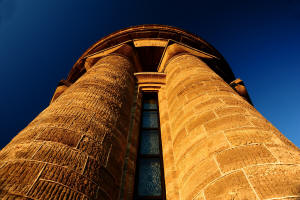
0 25 299 200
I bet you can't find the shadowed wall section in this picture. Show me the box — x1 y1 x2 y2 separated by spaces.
161 53 300 200
0 54 135 199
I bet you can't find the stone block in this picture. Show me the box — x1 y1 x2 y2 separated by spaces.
186 111 216 134
0 142 43 161
206 132 230 155
0 160 44 195
225 128 284 146
28 179 85 200
35 127 82 147
32 142 87 173
38 164 98 198
215 106 246 117
204 114 251 134
194 97 224 114
266 144 300 164
245 164 300 199
216 144 277 172
181 158 221 200
204 170 257 200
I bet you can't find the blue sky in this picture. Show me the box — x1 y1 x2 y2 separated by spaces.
0 0 299 148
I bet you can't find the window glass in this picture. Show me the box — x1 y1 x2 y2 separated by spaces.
142 111 158 128
140 130 160 155
143 99 158 110
135 93 165 199
137 158 162 196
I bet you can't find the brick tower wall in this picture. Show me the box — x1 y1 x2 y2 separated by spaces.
158 53 300 200
0 54 135 200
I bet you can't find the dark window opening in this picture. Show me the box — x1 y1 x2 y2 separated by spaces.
134 93 166 200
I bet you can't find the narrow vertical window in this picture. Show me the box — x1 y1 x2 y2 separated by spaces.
134 93 165 200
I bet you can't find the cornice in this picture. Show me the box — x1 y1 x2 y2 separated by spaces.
66 25 235 84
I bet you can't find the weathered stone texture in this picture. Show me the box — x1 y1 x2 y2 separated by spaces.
0 54 135 199
0 26 299 200
119 90 142 200
216 144 277 173
245 164 300 199
204 170 257 200
158 88 181 200
163 53 300 200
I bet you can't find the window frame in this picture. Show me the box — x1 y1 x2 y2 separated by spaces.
133 92 166 200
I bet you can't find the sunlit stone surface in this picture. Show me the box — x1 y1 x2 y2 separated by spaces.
0 25 299 200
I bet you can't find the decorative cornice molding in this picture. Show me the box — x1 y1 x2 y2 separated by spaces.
84 43 142 72
65 25 234 83
134 72 166 92
158 42 217 73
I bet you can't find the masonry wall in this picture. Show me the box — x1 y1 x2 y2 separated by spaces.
0 42 299 200
119 89 142 200
159 54 300 200
0 54 135 200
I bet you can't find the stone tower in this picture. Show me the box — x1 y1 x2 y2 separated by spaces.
0 25 299 200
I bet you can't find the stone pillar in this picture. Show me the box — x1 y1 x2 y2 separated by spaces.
0 54 135 200
163 54 300 200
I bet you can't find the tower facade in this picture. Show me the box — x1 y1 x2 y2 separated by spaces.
0 25 299 200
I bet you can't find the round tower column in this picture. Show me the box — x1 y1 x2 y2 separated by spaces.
0 53 135 200
164 53 300 200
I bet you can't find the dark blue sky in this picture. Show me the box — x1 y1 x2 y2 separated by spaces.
0 0 299 148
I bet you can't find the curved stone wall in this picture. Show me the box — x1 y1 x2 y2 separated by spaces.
0 54 135 200
162 53 300 200
0 25 299 200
